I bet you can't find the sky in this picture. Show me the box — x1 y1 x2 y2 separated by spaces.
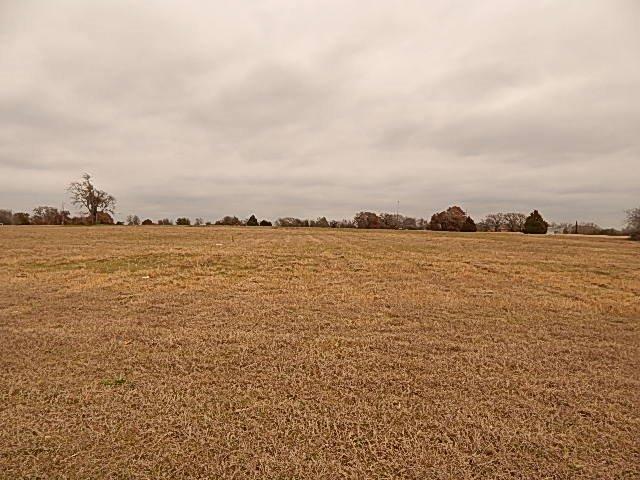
1 0 638 226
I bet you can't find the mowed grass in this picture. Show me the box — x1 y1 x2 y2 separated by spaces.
0 226 638 479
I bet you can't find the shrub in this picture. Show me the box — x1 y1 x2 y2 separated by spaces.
176 217 191 226
259 219 272 226
142 219 153 225
523 210 548 234
157 218 173 225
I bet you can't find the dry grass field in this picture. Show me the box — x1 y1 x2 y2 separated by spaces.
1 226 638 479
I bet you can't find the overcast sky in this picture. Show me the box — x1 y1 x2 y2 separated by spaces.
1 0 638 226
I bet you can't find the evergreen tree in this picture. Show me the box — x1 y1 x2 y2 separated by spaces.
523 210 548 234
247 214 259 226
461 216 477 232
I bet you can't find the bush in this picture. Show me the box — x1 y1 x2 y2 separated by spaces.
461 216 477 232
259 219 272 226
630 231 640 241
142 219 153 225
157 218 173 225
247 214 259 226
176 217 191 226
523 210 548 234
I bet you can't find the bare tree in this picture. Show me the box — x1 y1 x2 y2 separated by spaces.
32 206 70 225
126 215 140 226
626 207 640 240
68 174 116 224
0 209 13 225
626 207 640 232
503 212 527 232
480 213 507 232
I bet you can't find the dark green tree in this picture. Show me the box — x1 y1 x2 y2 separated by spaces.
247 214 259 226
461 216 477 232
523 210 548 234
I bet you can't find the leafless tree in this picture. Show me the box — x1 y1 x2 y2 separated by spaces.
480 213 507 232
0 209 13 225
503 212 527 232
626 207 640 232
32 206 70 225
68 174 116 224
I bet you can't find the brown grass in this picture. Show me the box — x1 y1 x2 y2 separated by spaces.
1 226 638 479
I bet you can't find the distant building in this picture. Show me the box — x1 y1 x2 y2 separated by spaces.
547 224 565 235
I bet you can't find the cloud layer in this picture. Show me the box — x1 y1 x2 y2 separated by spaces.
1 0 638 225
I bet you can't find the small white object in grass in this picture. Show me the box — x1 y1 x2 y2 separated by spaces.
215 243 223 246
142 275 150 279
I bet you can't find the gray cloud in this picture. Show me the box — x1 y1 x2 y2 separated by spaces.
1 0 638 227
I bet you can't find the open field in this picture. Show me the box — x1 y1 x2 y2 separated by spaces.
1 226 638 479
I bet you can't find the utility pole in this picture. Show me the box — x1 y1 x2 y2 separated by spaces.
396 200 400 229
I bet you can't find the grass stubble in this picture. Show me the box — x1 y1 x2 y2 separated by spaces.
0 226 638 479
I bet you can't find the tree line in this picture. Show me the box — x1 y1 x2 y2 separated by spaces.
1 173 638 240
